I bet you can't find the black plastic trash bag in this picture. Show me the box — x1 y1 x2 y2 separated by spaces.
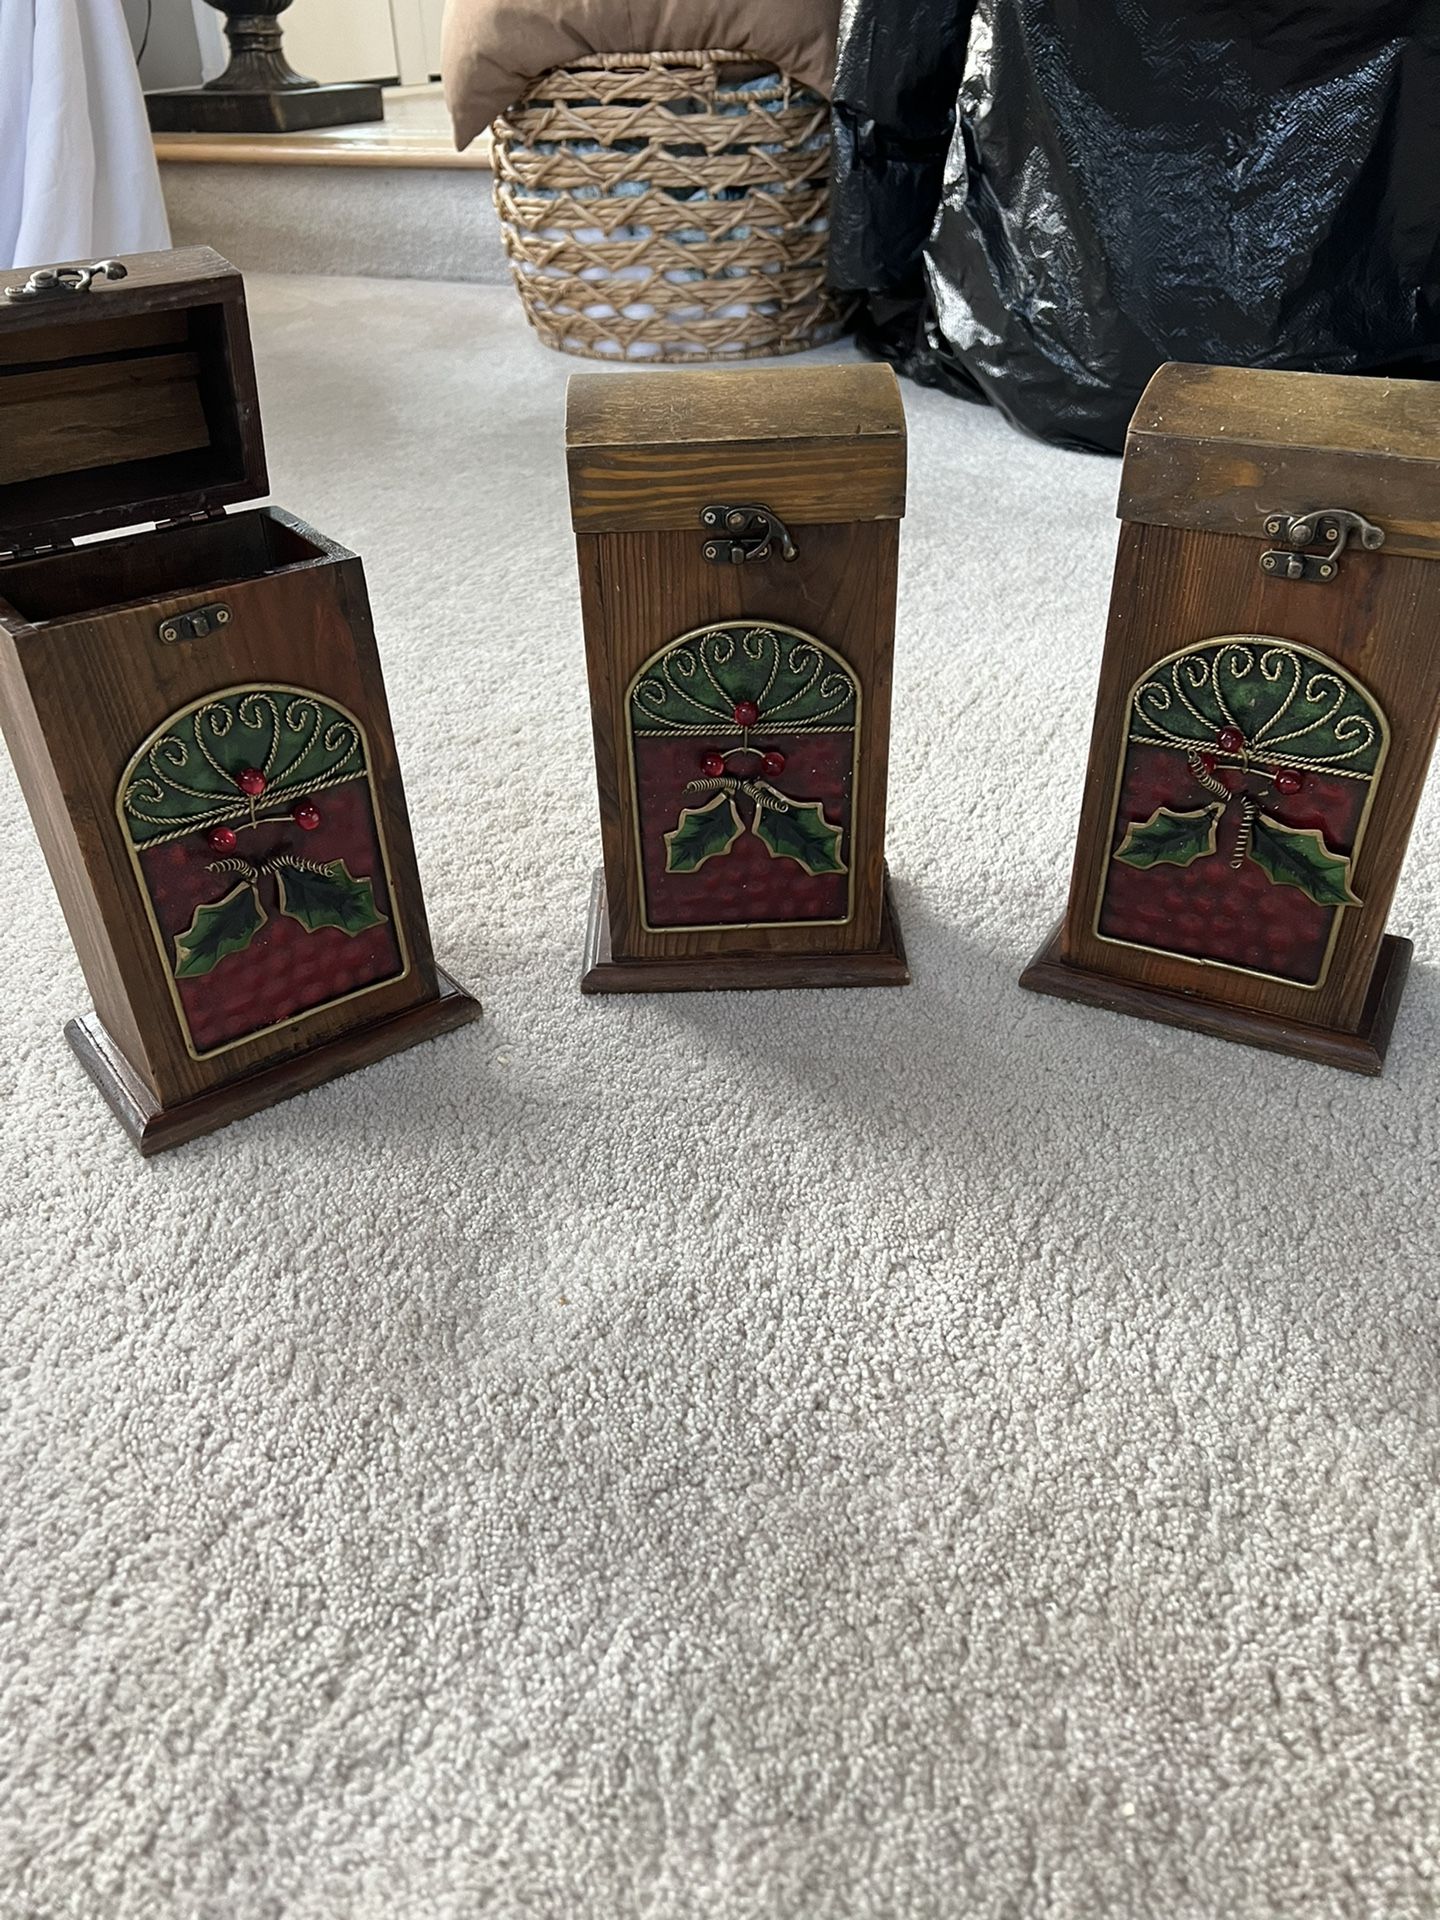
829 1 1440 453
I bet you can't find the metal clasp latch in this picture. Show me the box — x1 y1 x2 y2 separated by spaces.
3 259 128 304
700 504 798 565
1260 509 1384 584
157 603 232 644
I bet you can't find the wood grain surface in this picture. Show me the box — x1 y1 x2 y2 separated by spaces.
2 353 209 487
566 364 907 532
581 867 910 993
1121 362 1440 561
0 247 266 550
1023 917 1411 1075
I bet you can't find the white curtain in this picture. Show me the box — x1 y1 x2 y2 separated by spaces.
0 0 171 272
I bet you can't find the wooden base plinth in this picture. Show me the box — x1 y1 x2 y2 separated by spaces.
146 83 384 136
1019 917 1412 1075
581 868 910 994
66 968 481 1155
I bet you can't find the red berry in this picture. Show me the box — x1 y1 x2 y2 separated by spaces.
1198 753 1217 774
699 751 726 777
292 801 322 831
206 825 237 852
760 751 786 776
1274 768 1303 795
236 768 266 796
1217 727 1245 755
733 700 760 728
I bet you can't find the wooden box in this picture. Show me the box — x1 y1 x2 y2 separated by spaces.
1022 362 1440 1073
566 364 910 992
0 249 480 1152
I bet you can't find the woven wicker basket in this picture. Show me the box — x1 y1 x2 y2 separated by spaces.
490 50 843 362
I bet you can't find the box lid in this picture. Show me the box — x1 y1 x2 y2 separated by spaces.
566 364 907 534
0 246 266 554
1120 362 1440 563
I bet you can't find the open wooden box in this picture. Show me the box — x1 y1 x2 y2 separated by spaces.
0 249 480 1152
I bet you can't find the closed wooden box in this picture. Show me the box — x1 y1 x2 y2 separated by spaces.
566 364 910 992
0 249 479 1152
1022 362 1440 1073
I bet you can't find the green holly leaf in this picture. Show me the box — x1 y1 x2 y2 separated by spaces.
751 795 847 874
275 859 387 935
1246 813 1362 908
664 793 744 873
174 882 266 978
1114 802 1224 870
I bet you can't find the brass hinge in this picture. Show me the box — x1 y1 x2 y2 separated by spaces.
700 504 798 565
0 536 76 564
155 510 226 531
1260 509 1384 583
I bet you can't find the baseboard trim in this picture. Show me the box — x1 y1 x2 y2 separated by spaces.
154 127 492 170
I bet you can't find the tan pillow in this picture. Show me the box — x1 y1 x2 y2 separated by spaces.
442 0 841 151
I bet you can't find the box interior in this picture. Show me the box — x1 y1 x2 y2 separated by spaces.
0 302 253 543
0 510 329 625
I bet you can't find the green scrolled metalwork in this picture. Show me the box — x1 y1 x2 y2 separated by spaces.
119 685 367 848
1129 637 1386 778
630 622 857 736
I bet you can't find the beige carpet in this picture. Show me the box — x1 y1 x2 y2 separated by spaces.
2 276 1438 1919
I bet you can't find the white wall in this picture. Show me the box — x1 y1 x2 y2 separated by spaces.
120 0 225 89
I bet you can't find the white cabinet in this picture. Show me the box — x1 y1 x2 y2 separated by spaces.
277 0 447 86
418 0 445 76
281 0 399 83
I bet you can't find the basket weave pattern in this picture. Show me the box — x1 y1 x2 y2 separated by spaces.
490 50 843 362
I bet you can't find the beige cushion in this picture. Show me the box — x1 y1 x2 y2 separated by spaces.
442 0 841 151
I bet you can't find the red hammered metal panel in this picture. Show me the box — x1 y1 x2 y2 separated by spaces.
627 620 859 931
1096 635 1388 989
117 685 408 1058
